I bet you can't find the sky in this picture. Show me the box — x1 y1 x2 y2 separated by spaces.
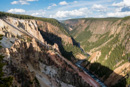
0 0 130 20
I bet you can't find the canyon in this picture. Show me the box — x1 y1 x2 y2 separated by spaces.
0 12 130 87
64 17 130 87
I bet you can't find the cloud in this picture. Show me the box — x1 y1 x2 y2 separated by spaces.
52 4 57 6
9 0 130 20
11 0 38 5
31 12 45 17
59 1 68 6
50 7 89 19
47 3 57 9
112 0 130 7
29 10 46 17
73 1 78 3
47 6 52 9
8 8 25 13
11 1 19 4
109 0 130 17
107 11 130 17
92 4 106 12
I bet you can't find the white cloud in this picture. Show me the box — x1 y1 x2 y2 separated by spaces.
47 3 57 9
73 1 78 3
52 4 57 6
8 8 25 13
30 10 45 17
109 0 130 17
92 4 104 9
92 4 106 12
47 6 52 9
19 1 29 5
31 12 45 16
50 7 89 19
59 1 68 6
11 1 18 4
112 0 130 7
11 0 38 5
107 11 130 17
115 7 122 12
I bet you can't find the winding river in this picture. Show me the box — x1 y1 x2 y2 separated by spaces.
76 43 106 87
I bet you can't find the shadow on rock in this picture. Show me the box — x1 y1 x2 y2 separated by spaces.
38 29 76 61
80 60 127 87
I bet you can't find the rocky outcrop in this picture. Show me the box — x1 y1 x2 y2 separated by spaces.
0 37 91 87
0 16 92 86
0 16 83 61
6 17 44 43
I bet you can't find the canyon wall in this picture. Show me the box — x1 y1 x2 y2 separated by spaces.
64 17 130 86
0 16 92 87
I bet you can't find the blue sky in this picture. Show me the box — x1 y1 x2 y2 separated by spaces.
0 0 130 20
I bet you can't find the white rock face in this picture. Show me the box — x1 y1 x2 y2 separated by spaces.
0 19 23 36
6 17 44 43
0 17 46 48
0 19 4 27
0 37 14 48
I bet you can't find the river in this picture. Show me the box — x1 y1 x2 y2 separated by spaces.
76 43 106 87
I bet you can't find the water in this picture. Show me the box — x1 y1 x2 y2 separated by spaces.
76 43 106 87
75 60 106 87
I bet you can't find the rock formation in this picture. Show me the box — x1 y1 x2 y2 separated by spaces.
0 15 92 87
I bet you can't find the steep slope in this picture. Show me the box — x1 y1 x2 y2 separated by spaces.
64 17 130 86
0 13 97 87
0 38 92 87
0 12 84 61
